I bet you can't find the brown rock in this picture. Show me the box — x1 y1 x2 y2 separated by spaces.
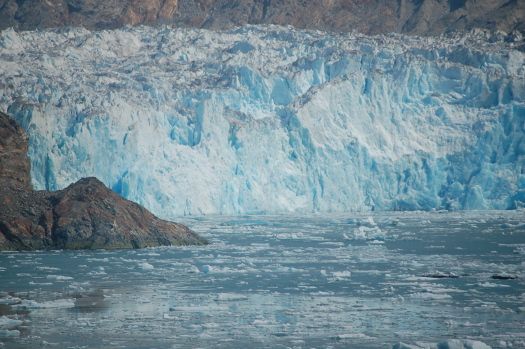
0 0 523 35
121 0 178 25
0 111 32 191
0 110 207 250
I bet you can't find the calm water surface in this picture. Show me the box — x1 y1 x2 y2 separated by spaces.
0 211 524 348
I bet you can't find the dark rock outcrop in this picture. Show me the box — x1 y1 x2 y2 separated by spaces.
0 111 207 250
0 113 32 191
0 0 523 35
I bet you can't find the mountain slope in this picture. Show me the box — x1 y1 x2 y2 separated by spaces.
0 0 523 35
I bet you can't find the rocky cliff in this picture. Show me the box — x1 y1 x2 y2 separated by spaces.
0 0 523 35
0 111 207 250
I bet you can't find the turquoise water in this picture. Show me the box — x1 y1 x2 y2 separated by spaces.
1 211 524 348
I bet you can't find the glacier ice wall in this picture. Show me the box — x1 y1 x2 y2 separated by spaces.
0 26 524 218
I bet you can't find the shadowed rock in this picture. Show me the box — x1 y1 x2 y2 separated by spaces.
0 111 207 250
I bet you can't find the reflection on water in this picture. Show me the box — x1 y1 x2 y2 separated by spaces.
0 211 524 348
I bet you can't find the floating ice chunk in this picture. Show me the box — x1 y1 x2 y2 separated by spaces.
252 319 271 326
41 341 59 346
37 266 61 271
392 343 427 349
18 299 75 309
215 293 248 302
0 296 21 305
0 316 23 330
201 322 220 330
135 297 152 304
275 232 307 239
336 333 374 340
200 264 254 274
421 272 459 279
490 273 518 280
321 269 352 281
187 265 200 274
393 339 491 349
332 271 352 281
346 217 388 240
478 282 510 288
437 339 491 349
351 225 386 240
46 275 73 281
409 292 452 300
369 239 385 244
390 219 401 226
138 251 160 256
0 329 20 338
200 265 212 273
29 281 53 286
138 262 154 270
365 216 376 226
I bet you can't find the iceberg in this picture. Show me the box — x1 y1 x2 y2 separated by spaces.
0 26 523 218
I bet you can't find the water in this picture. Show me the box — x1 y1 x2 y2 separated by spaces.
1 211 524 348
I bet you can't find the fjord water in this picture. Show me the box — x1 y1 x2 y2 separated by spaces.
1 211 524 348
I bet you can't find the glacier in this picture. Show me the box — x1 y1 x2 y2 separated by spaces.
0 25 524 218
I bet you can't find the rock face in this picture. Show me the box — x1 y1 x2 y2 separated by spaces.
0 111 207 250
0 0 523 35
0 112 32 191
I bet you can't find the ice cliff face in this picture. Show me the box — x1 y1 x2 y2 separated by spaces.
0 26 524 217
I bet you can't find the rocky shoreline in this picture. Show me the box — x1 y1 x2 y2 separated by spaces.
0 111 207 250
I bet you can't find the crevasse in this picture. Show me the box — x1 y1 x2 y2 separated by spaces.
0 25 524 218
